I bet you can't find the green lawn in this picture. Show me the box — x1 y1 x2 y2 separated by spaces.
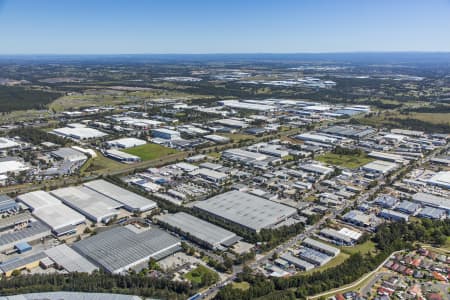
232 281 250 291
122 143 179 161
341 240 377 256
80 151 124 175
316 152 374 169
303 252 350 275
184 265 219 286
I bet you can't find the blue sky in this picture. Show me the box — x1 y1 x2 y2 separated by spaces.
0 0 450 54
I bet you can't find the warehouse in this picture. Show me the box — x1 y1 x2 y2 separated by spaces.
302 238 340 256
72 225 181 274
0 252 47 277
0 212 31 232
219 100 276 112
417 207 447 220
362 160 398 175
374 195 399 208
0 195 19 213
0 137 19 150
280 253 314 271
51 148 86 162
52 127 107 140
106 149 141 163
0 220 51 252
299 162 334 176
368 151 406 164
379 209 409 222
189 168 228 185
298 247 333 266
426 171 450 189
44 244 98 273
319 228 354 246
83 179 157 212
222 148 268 163
193 191 297 233
0 158 29 175
203 134 230 144
51 186 122 223
17 191 86 235
156 212 240 250
412 192 450 213
107 137 147 149
395 201 421 215
151 128 181 140
295 133 338 144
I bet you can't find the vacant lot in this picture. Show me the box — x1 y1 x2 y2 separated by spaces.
122 143 179 161
316 152 373 169
183 265 219 286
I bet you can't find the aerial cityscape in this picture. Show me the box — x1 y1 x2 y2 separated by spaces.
0 1 449 300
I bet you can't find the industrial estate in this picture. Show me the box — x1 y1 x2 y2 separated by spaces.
0 53 449 300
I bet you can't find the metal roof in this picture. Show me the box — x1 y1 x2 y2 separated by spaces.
72 226 180 274
156 212 238 249
194 191 297 232
303 237 340 255
0 252 47 273
45 244 98 273
83 180 157 212
0 221 50 250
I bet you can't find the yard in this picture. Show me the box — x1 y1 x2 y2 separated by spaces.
183 265 219 287
316 152 374 169
122 143 179 161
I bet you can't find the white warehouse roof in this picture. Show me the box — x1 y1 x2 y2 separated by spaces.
51 186 122 223
0 137 19 150
17 191 86 231
107 138 147 149
83 179 157 212
52 127 107 140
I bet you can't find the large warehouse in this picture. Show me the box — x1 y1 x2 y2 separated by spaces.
17 191 86 235
50 186 122 223
44 244 98 273
83 180 157 212
193 191 297 232
0 220 51 252
72 225 181 274
52 127 107 140
156 212 240 250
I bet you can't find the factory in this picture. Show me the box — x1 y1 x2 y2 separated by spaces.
368 151 406 164
0 137 20 150
0 195 19 214
298 247 333 267
50 186 122 223
319 228 356 246
83 179 157 212
44 244 98 273
295 133 338 144
218 100 276 112
189 168 229 185
52 126 107 140
280 253 314 271
107 138 147 149
105 149 141 163
72 225 181 274
412 192 450 213
151 128 181 140
222 148 268 164
395 201 421 215
302 238 340 256
193 191 297 233
0 158 29 175
379 209 409 222
362 160 398 175
51 147 86 162
417 207 447 220
299 162 334 176
17 191 86 236
155 212 240 250
203 134 230 144
214 118 249 129
426 171 450 189
0 220 51 252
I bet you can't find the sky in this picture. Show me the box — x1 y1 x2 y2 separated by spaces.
0 0 450 54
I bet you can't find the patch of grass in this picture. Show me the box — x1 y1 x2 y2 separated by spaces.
316 152 374 169
222 133 255 142
232 281 250 291
302 252 350 275
80 152 123 175
184 265 219 287
122 143 179 161
341 240 377 256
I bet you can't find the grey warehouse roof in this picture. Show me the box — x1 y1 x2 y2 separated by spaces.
45 244 98 273
156 212 238 249
0 221 50 251
194 190 297 232
83 180 157 212
72 226 180 274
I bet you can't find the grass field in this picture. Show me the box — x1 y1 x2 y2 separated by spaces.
122 143 179 161
316 152 374 169
341 240 377 256
303 252 350 275
80 151 124 175
232 281 250 291
222 133 256 142
183 265 218 285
